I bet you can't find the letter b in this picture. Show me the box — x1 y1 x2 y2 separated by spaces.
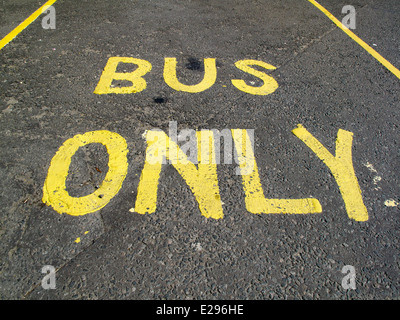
94 57 152 94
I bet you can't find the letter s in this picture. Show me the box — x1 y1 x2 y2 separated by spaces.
231 59 278 95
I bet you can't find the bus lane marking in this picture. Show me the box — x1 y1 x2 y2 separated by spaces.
42 126 368 222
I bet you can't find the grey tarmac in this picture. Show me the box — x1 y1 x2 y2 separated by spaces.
0 0 399 300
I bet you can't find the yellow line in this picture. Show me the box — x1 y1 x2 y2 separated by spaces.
307 0 400 80
0 0 58 51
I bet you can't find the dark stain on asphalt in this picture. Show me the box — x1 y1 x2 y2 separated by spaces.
185 57 204 71
153 97 167 104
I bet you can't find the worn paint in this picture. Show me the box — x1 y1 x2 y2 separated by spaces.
74 231 89 243
384 199 399 207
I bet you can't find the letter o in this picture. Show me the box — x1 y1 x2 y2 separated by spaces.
42 130 129 216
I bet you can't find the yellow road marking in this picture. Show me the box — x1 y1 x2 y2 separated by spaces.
231 60 279 95
231 129 322 214
307 0 400 80
0 0 58 51
74 231 89 243
293 124 368 222
94 57 152 94
163 57 217 93
42 131 129 216
135 130 223 219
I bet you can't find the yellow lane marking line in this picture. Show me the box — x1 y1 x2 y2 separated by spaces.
307 0 400 80
0 0 58 51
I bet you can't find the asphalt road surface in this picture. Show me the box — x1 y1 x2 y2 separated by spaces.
0 0 399 300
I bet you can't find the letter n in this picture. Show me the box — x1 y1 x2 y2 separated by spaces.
135 130 223 219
